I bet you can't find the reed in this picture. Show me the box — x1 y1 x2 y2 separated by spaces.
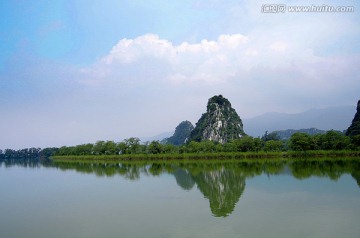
51 150 360 162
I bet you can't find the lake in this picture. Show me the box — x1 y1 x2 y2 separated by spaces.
1 158 360 238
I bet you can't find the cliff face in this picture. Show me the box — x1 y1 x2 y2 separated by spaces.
189 95 246 144
346 100 360 136
163 120 194 145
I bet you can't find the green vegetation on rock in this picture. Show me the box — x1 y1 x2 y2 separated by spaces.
346 100 360 137
188 95 246 144
162 120 194 145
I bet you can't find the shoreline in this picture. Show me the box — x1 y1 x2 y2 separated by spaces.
51 150 360 162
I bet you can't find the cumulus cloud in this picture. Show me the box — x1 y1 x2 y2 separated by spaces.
82 33 252 84
83 32 349 87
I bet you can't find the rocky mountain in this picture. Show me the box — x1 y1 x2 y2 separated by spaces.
244 106 355 137
188 95 246 144
162 120 194 145
346 100 360 136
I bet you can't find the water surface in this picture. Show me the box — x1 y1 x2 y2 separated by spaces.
1 159 359 238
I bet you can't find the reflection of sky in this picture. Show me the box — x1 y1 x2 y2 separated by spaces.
237 174 360 238
1 166 360 238
248 173 359 196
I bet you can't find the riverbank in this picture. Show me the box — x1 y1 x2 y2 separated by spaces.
51 150 360 162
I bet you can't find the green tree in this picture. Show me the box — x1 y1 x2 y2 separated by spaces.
289 133 312 151
199 140 216 152
223 141 235 152
233 136 255 152
163 144 178 154
253 138 263 152
104 141 117 155
124 137 141 154
56 146 72 156
350 135 360 149
187 141 201 153
73 143 93 155
261 131 280 141
93 141 106 155
318 130 351 150
264 140 284 152
148 141 163 154
116 142 127 154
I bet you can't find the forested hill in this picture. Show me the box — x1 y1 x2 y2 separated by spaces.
162 121 194 145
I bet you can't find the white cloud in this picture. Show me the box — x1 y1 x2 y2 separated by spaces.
89 34 280 82
102 34 174 64
84 33 251 84
84 32 347 87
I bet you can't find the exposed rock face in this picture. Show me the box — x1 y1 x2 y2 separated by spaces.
346 100 360 136
163 120 194 145
189 95 246 143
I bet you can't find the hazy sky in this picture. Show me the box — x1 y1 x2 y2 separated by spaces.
1 0 359 149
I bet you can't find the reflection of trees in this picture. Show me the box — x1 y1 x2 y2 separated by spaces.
4 158 360 216
53 162 146 180
289 160 357 181
0 158 43 168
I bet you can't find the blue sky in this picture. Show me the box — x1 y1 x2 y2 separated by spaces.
1 0 360 149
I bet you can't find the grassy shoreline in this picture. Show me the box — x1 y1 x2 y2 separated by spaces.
51 150 360 162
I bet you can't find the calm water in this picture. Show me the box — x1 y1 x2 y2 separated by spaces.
1 159 360 238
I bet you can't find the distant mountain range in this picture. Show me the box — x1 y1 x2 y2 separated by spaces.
140 131 173 143
243 106 356 137
272 128 327 140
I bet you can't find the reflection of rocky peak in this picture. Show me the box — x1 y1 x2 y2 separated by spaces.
189 95 246 144
192 168 245 217
346 100 360 136
173 168 195 190
351 160 360 188
352 171 360 188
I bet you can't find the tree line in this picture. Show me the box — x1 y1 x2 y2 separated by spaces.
0 147 58 160
1 130 359 159
53 130 360 156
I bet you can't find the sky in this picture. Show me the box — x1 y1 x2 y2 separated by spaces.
1 0 359 149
